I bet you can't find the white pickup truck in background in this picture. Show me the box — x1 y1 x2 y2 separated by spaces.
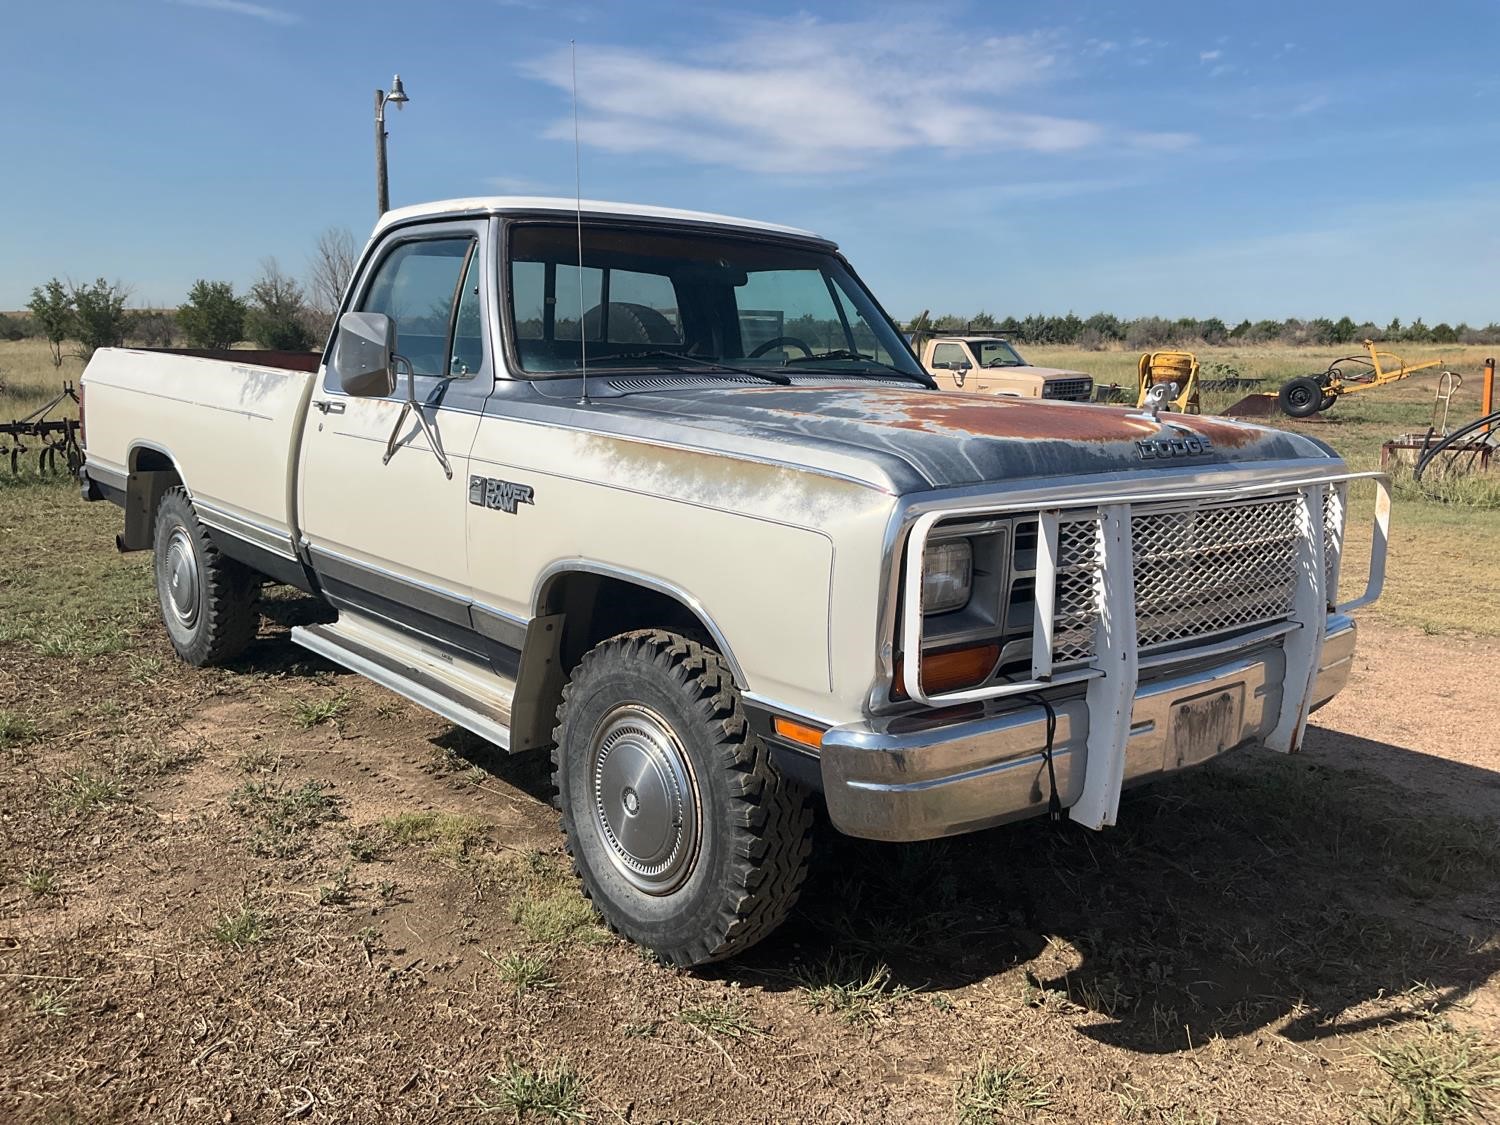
916 334 1095 401
78 197 1389 966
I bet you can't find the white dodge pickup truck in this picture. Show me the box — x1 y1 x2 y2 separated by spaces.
79 197 1389 965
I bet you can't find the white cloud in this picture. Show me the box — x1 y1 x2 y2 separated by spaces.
172 0 299 25
522 16 1191 173
1199 49 1222 62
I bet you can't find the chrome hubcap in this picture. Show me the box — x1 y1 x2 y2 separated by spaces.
589 703 700 895
164 527 200 628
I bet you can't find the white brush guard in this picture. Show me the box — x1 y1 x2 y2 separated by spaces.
894 469 1390 830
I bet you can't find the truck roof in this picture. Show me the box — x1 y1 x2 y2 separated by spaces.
931 336 1011 344
375 196 834 246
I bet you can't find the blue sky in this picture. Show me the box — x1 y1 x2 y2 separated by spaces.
4 0 1499 323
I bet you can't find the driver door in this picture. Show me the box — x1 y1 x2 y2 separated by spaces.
298 219 494 654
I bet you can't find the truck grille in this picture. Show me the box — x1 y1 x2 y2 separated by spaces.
1042 378 1093 401
1050 494 1310 663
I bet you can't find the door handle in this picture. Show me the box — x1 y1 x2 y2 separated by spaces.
313 400 346 415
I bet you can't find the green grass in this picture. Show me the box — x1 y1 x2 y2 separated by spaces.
1366 1021 1500 1124
30 990 72 1019
0 464 152 658
954 1057 1056 1123
0 710 39 747
229 778 341 858
796 956 914 1025
292 692 352 730
676 999 765 1040
54 768 121 813
510 889 603 947
315 865 353 907
24 869 57 895
210 902 269 950
483 950 558 996
478 1059 588 1121
377 810 488 865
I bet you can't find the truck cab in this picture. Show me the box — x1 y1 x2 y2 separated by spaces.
920 335 1094 402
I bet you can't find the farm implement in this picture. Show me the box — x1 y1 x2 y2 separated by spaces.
1 383 83 475
1226 340 1451 419
1382 356 1499 482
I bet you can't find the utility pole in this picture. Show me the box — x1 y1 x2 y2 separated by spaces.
374 74 409 216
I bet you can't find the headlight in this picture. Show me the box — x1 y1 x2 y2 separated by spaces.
922 539 972 614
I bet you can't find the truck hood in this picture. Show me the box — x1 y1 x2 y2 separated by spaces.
586 383 1333 494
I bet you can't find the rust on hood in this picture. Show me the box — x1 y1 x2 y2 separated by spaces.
763 388 1261 449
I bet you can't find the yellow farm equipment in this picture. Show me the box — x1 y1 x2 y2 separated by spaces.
1226 340 1450 419
1136 350 1201 414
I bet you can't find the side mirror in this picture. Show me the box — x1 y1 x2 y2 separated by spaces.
332 312 398 397
951 359 971 386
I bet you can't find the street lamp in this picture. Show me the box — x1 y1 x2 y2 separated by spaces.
375 74 410 216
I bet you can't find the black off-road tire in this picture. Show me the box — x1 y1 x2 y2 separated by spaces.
1279 376 1326 418
152 486 260 666
552 630 813 966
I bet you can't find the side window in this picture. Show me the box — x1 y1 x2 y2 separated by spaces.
932 343 969 369
359 238 474 378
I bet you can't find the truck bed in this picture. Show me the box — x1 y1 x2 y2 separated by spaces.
81 347 318 562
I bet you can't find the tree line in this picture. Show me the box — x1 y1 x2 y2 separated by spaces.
905 310 1500 350
3 229 360 367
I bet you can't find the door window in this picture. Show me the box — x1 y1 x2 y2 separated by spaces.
360 238 476 378
932 343 970 369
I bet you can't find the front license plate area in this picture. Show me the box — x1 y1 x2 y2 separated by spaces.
1168 685 1246 769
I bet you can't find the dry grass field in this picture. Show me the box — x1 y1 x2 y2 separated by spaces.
2 337 1498 1123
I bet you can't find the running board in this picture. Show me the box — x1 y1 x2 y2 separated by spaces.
291 614 514 750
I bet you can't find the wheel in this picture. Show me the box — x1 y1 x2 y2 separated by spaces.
1320 393 1338 412
152 486 260 666
552 629 813 966
1279 376 1326 418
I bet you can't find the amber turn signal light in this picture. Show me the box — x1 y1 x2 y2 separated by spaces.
773 716 826 749
892 642 1000 699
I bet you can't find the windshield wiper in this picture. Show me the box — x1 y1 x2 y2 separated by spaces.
785 351 936 388
586 350 791 385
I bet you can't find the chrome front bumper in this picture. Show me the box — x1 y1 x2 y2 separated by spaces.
820 615 1358 842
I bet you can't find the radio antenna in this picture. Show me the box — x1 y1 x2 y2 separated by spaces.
571 40 590 406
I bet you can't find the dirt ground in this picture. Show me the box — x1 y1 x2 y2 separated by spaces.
1 480 1497 1124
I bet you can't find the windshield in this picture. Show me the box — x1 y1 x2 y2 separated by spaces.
507 223 923 378
974 340 1026 367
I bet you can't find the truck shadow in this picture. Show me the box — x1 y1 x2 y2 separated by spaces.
734 726 1500 1055
238 615 1500 1054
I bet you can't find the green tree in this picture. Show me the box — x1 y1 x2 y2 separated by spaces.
177 280 246 349
246 259 312 350
26 278 73 367
69 278 131 359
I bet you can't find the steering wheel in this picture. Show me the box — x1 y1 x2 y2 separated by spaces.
748 336 814 359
